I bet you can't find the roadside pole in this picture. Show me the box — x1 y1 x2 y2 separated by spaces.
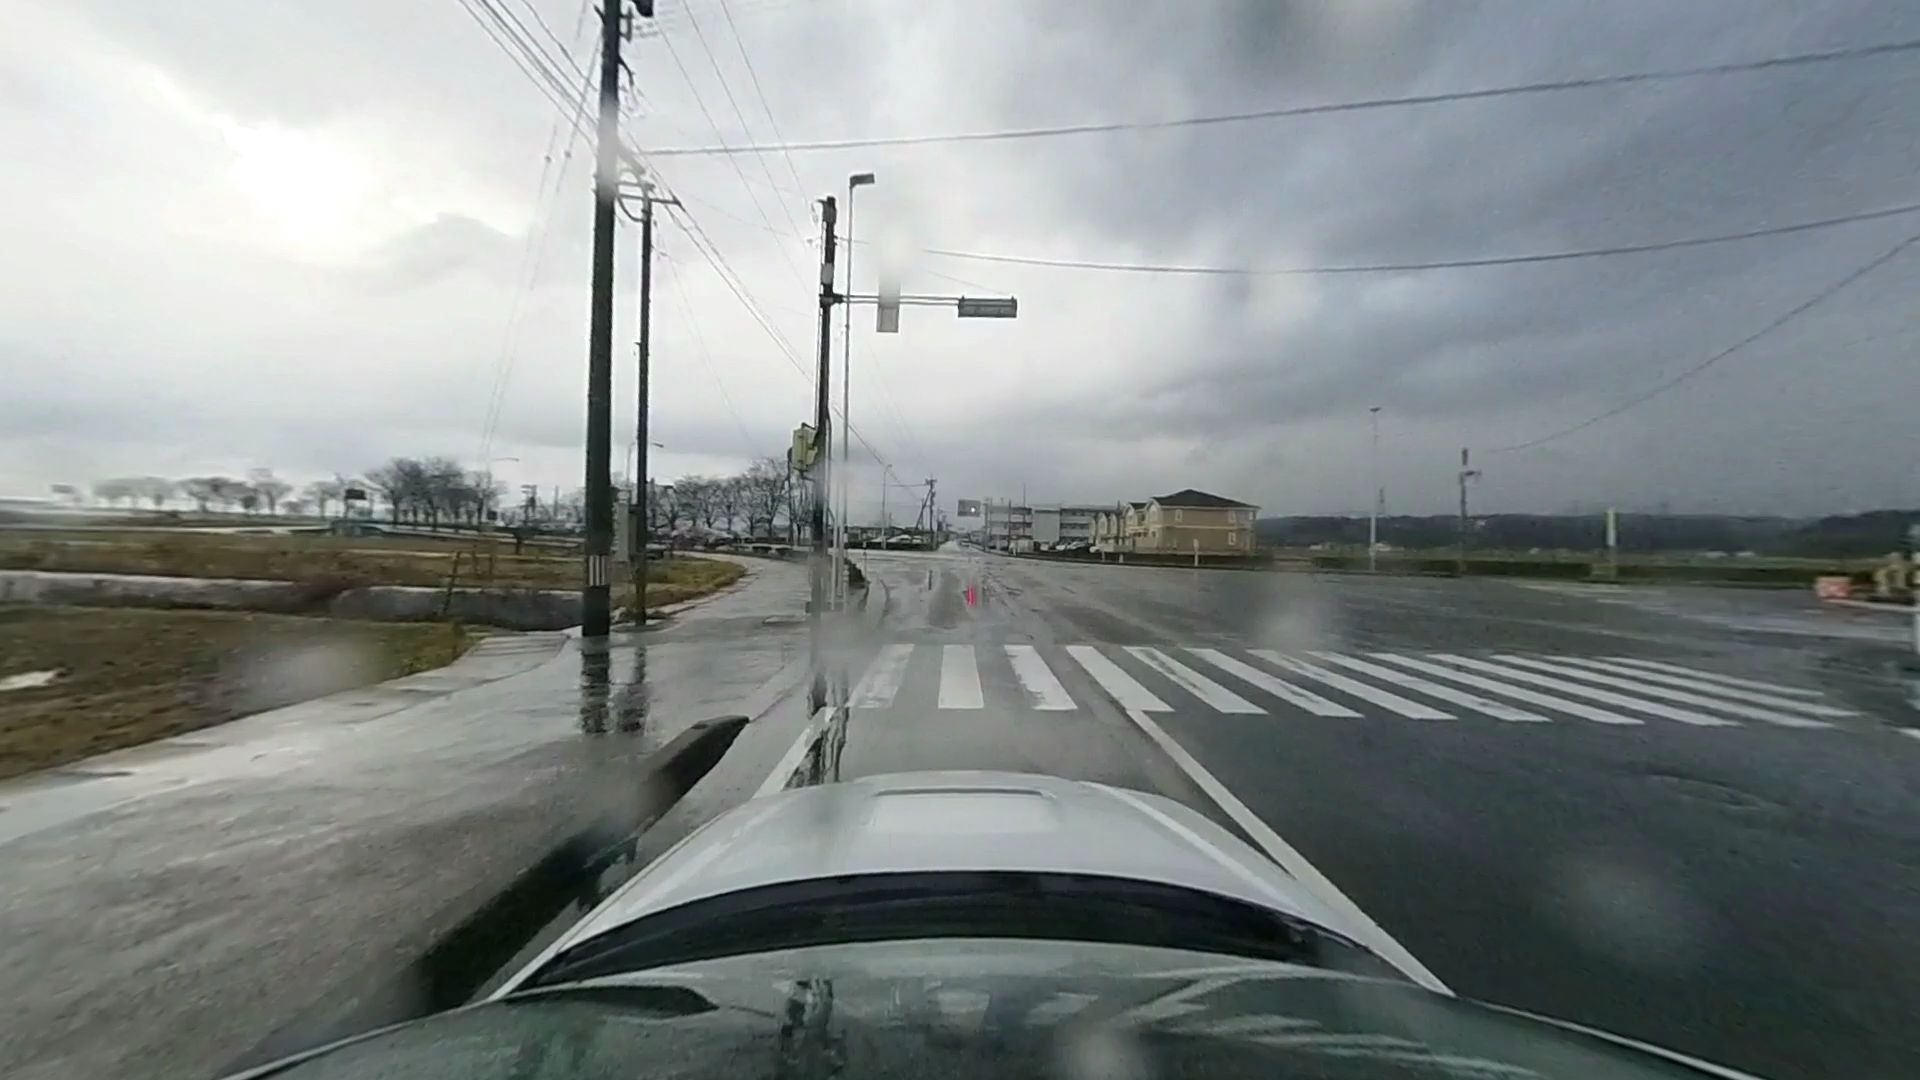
1456 447 1479 577
808 197 839 710
629 189 679 626
1369 405 1381 572
580 0 631 639
1605 506 1619 580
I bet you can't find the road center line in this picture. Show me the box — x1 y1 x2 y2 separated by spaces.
1115 705 1450 994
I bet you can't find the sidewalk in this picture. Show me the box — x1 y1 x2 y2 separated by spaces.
0 555 815 1080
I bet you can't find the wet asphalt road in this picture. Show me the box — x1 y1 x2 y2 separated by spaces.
827 547 1920 1080
4 548 1917 1079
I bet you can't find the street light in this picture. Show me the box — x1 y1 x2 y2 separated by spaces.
836 171 876 606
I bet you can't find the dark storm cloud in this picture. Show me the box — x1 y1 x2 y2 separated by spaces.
6 0 1920 515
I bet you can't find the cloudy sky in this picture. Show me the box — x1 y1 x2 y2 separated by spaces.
5 0 1919 518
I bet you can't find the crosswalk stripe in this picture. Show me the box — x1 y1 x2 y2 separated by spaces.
1004 645 1076 711
1067 645 1170 712
850 643 913 708
1124 647 1264 714
1187 648 1360 717
1310 652 1550 722
1599 656 1824 698
1496 655 1834 729
939 645 985 709
1432 655 1737 727
1252 651 1452 720
1550 657 1854 717
1370 654 1643 725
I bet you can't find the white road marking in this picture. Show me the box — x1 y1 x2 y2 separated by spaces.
1309 652 1550 723
849 643 914 708
1004 645 1077 710
1067 646 1170 711
1187 648 1360 717
1552 657 1854 718
1114 706 1450 994
1494 655 1833 729
1901 728 1920 742
1600 656 1825 697
1432 655 1737 727
939 645 985 709
1125 647 1264 714
1254 651 1453 720
755 706 838 798
1370 654 1643 725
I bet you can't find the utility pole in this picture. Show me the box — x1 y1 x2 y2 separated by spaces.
580 0 633 638
1368 406 1382 572
809 196 838 708
629 188 678 625
1456 447 1480 576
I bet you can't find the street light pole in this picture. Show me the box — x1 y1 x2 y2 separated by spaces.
809 196 838 710
837 172 875 607
1368 406 1381 572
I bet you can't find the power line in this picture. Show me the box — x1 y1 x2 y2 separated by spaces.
464 0 588 115
714 0 810 205
654 29 810 284
662 202 896 468
507 0 577 68
912 201 1920 276
646 37 1920 157
664 248 766 460
680 2 807 242
1489 229 1920 453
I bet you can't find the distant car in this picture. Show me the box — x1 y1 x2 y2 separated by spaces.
225 770 1771 1080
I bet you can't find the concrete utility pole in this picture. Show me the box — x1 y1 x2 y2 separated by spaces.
1368 406 1382 571
581 0 636 638
1456 447 1480 576
630 189 677 625
809 196 838 708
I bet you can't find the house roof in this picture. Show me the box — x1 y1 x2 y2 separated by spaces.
1150 488 1255 509
1127 501 1148 509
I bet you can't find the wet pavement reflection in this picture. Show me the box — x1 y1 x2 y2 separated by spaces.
577 635 653 736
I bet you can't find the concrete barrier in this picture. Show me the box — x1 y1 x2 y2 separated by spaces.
0 570 308 610
328 586 581 630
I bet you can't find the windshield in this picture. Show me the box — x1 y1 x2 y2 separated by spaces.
253 941 1732 1080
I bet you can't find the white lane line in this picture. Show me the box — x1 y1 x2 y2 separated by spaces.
1114 706 1450 994
1495 655 1833 729
1067 646 1170 712
1309 652 1550 723
1370 654 1642 725
1433 655 1736 727
849 643 914 708
1125 647 1264 714
1187 648 1359 717
1901 729 1920 742
1551 657 1855 718
755 706 838 798
939 645 985 709
1600 656 1824 698
1004 645 1077 711
1253 651 1453 720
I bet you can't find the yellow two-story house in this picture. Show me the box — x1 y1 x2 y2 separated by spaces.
1096 489 1258 555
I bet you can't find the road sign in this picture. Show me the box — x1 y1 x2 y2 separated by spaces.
343 487 368 503
956 498 982 518
877 273 900 333
956 296 1018 319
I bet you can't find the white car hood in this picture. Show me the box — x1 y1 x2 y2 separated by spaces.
510 770 1361 990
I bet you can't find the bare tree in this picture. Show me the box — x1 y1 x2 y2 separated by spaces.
740 457 789 539
248 468 292 515
203 476 247 511
92 477 136 507
137 477 175 509
714 476 746 537
304 478 343 519
48 483 81 507
282 497 310 517
178 477 218 512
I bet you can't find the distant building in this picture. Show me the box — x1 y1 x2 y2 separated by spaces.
1094 489 1258 556
984 500 1112 550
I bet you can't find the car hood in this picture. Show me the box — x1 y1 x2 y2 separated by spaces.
506 770 1360 992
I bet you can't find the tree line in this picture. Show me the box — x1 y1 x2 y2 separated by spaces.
73 454 814 538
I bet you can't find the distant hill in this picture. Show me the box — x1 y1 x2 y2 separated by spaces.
1254 510 1920 559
